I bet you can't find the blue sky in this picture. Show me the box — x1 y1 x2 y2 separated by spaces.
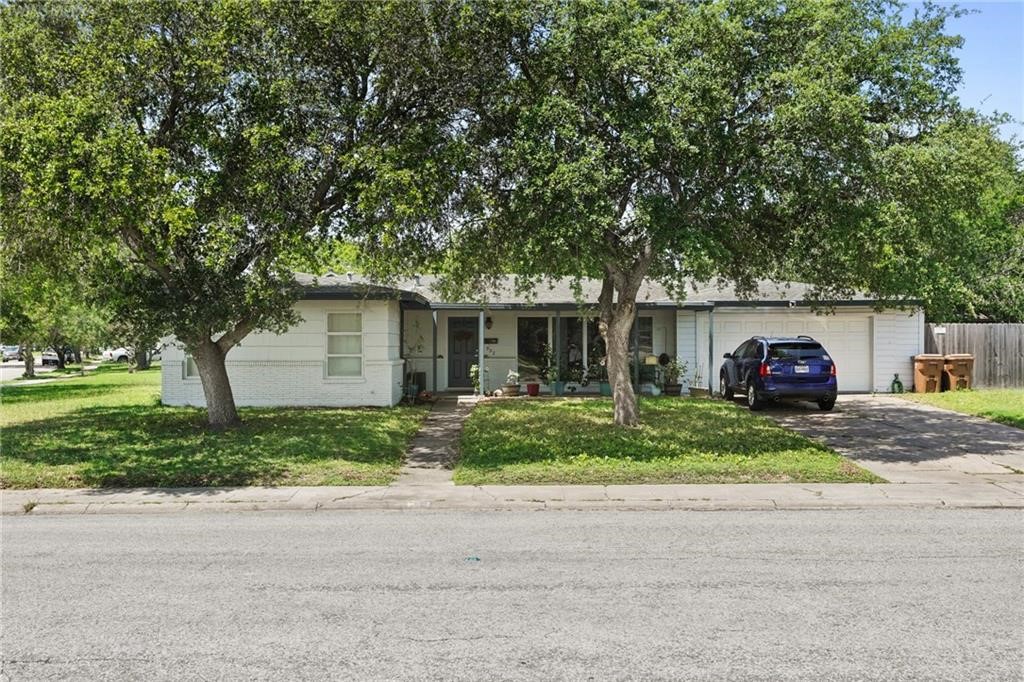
905 1 1023 141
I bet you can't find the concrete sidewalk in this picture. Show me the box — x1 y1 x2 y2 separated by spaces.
4 478 1022 515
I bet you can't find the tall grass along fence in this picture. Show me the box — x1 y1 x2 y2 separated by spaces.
925 323 1024 388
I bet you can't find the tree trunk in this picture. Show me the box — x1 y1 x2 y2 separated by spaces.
54 344 66 369
598 269 643 427
73 347 82 364
136 349 151 370
21 346 34 378
192 340 240 430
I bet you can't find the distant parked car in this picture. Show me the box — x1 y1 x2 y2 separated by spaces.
2 345 22 362
720 336 837 411
102 347 131 363
41 350 74 366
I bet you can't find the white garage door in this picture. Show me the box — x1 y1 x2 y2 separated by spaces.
714 311 872 392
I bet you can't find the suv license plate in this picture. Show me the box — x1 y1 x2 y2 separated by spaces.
795 365 810 374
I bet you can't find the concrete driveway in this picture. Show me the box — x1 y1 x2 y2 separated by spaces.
762 395 1024 489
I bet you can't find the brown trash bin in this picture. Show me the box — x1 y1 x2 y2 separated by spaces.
943 354 974 391
912 354 944 393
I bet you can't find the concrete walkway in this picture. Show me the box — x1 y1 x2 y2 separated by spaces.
391 396 469 487
4 479 1021 515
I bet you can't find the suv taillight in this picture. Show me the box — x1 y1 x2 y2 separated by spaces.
830 363 837 377
759 362 771 378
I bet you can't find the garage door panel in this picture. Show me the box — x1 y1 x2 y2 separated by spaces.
713 312 871 392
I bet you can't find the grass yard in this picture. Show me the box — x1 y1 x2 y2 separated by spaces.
455 397 882 485
0 364 428 489
899 389 1024 429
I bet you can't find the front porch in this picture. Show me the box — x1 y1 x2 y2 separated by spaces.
399 306 680 395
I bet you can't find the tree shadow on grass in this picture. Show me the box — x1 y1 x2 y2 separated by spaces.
1 403 422 488
461 398 828 465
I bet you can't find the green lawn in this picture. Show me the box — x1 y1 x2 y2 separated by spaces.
455 398 881 485
899 389 1024 429
1 364 428 489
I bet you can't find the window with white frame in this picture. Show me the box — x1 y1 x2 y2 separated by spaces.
326 312 362 377
184 355 199 378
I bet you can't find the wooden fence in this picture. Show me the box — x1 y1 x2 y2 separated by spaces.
924 323 1024 388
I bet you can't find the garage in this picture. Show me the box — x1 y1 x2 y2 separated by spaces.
711 311 873 392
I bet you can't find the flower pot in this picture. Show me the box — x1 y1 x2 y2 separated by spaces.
599 381 612 397
689 386 710 398
503 383 520 397
663 383 682 396
553 381 565 396
406 383 420 400
526 383 540 397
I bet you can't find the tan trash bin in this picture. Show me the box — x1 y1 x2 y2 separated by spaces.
912 354 944 393
943 354 974 391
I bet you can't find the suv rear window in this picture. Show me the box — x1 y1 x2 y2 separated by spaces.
768 342 829 361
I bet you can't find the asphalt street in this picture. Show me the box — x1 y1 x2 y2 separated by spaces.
2 510 1021 681
0 359 55 383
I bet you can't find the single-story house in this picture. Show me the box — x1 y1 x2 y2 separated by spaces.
161 273 924 407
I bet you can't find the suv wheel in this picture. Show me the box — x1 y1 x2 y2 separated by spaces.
720 373 734 401
746 382 764 411
817 396 836 412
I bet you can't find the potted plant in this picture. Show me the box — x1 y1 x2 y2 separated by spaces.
470 364 488 396
688 363 709 398
503 369 521 397
663 359 686 397
586 351 612 396
535 344 555 395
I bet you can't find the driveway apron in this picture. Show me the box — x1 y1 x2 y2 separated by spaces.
763 395 1024 488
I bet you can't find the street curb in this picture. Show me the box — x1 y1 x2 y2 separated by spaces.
4 481 1023 516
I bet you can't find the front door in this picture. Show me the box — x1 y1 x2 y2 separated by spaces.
448 317 478 388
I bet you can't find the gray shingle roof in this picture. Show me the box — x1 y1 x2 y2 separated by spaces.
296 272 882 308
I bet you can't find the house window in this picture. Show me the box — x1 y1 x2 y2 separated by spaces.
516 317 549 382
327 312 362 377
184 355 199 378
557 317 585 376
630 317 654 356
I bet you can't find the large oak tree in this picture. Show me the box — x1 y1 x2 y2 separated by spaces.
1 0 468 427
402 0 1019 425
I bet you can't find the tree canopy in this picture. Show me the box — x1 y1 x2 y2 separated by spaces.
355 0 1020 425
0 0 470 426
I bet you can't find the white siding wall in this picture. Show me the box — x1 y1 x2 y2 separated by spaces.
161 299 403 408
674 310 699 387
871 309 924 393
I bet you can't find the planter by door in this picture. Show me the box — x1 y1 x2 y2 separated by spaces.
503 383 521 397
599 381 612 396
552 381 565 396
526 383 540 396
663 384 682 396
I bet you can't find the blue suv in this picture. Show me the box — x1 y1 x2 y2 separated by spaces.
720 336 837 411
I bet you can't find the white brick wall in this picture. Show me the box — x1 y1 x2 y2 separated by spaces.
871 309 924 393
161 299 403 408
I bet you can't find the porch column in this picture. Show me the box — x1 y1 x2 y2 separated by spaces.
555 310 561 387
431 310 438 393
632 318 640 387
478 309 486 395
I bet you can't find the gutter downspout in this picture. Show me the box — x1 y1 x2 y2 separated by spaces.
431 311 438 393
708 307 715 393
478 309 486 395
